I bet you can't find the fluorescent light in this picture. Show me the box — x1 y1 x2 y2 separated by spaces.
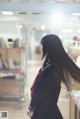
41 25 46 30
51 12 64 25
72 13 80 16
1 11 13 15
19 24 23 29
61 29 73 33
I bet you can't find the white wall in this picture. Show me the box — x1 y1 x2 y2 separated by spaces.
0 22 21 41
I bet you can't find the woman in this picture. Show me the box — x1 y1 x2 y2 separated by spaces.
27 34 80 119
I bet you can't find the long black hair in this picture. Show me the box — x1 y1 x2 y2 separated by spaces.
41 34 80 90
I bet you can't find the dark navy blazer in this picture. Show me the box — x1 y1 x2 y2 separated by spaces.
30 64 63 119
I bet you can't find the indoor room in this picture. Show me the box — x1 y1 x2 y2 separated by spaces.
0 0 80 119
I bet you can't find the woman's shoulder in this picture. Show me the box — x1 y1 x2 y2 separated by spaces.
42 63 54 73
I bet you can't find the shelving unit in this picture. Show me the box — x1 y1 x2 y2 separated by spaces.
70 91 80 119
0 48 27 108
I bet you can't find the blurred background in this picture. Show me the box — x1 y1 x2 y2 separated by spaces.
0 0 80 119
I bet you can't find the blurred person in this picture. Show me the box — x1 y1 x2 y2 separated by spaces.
27 34 80 119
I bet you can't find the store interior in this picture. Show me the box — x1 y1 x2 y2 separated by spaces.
0 0 80 119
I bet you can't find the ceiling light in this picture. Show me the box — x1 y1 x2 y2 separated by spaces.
72 13 80 16
19 24 23 29
1 11 13 15
61 29 73 33
41 25 46 30
51 12 64 25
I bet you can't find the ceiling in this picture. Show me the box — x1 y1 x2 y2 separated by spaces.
0 0 80 35
0 0 80 3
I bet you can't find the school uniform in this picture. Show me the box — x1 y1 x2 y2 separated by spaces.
30 64 63 119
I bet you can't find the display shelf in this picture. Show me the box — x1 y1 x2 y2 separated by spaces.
0 47 27 108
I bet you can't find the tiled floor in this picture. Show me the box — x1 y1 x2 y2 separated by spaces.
0 56 70 119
